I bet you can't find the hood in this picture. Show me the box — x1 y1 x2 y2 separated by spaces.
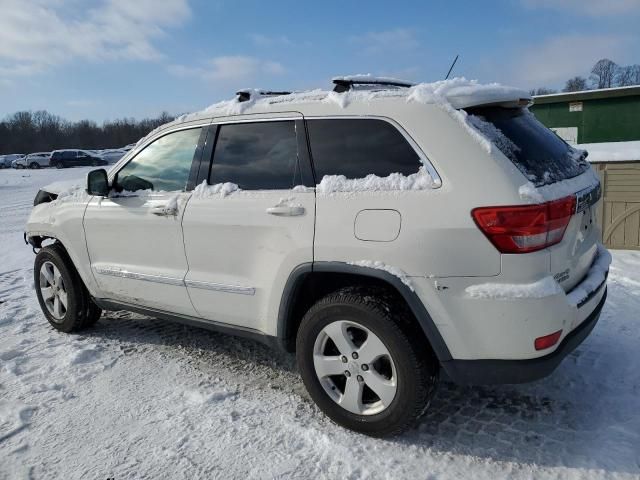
40 178 84 195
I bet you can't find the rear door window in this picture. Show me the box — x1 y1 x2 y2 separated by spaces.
209 121 300 190
306 119 421 179
465 107 589 186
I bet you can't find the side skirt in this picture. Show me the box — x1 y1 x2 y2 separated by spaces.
93 298 282 351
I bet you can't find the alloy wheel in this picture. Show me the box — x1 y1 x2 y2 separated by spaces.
313 320 397 415
39 261 68 322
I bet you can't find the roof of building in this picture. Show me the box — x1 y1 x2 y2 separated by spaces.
580 140 640 163
533 85 640 105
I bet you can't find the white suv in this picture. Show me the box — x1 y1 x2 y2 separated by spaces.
25 77 610 436
16 152 51 169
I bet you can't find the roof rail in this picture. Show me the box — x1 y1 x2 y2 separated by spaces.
332 76 415 93
236 90 292 102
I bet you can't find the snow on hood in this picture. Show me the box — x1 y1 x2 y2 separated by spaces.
40 178 84 195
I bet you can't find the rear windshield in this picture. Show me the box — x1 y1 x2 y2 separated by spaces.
464 107 589 186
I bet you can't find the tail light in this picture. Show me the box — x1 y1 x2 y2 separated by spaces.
472 195 576 254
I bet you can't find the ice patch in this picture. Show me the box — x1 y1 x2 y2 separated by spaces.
465 276 563 300
347 261 413 291
317 166 435 194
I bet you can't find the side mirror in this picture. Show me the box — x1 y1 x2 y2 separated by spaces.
87 169 109 196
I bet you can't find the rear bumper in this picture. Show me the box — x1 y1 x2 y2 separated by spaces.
442 286 607 385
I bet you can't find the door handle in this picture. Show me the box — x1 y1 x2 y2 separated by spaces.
151 205 178 216
266 205 305 216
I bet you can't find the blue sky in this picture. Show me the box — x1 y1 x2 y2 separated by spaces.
0 0 639 122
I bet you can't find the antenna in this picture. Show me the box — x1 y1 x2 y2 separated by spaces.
445 54 459 80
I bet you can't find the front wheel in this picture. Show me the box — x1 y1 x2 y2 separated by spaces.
55 161 64 169
296 287 438 437
34 244 100 332
29 162 40 169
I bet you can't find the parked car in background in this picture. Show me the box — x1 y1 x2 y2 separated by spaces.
0 154 25 168
16 152 51 169
95 149 127 164
49 150 108 169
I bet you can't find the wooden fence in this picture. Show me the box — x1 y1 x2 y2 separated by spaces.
592 162 640 250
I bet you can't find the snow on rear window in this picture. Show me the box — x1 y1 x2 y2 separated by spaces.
465 107 589 186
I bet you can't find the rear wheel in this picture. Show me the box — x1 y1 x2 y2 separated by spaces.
34 244 101 332
296 287 438 437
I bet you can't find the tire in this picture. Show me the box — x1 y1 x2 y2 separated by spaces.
29 162 40 169
55 161 64 169
296 287 438 437
34 244 99 333
83 298 102 327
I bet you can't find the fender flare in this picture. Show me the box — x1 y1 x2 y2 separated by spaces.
277 261 453 362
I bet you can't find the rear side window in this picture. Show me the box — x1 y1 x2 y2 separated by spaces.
465 107 589 186
209 121 299 190
116 127 202 192
306 119 421 179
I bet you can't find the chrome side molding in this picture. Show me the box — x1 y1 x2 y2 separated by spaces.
94 266 255 296
185 279 255 296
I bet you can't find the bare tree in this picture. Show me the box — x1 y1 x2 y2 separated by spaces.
0 110 175 155
616 64 640 86
563 76 588 92
590 58 618 89
529 87 557 96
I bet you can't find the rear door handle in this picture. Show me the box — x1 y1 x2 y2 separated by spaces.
266 205 305 216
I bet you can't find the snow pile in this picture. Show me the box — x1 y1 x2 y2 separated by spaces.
317 166 435 194
465 276 563 300
193 180 239 198
580 140 640 163
566 244 612 306
518 168 600 203
347 260 413 291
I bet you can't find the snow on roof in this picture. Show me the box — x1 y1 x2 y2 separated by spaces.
534 85 640 99
136 77 531 148
581 141 640 163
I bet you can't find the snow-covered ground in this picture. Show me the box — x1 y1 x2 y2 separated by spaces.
1 167 640 479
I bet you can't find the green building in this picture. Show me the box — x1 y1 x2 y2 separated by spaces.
531 86 640 145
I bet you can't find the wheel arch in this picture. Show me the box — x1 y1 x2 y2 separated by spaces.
277 262 452 362
25 232 99 297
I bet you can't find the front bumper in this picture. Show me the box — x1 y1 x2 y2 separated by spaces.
442 286 607 385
